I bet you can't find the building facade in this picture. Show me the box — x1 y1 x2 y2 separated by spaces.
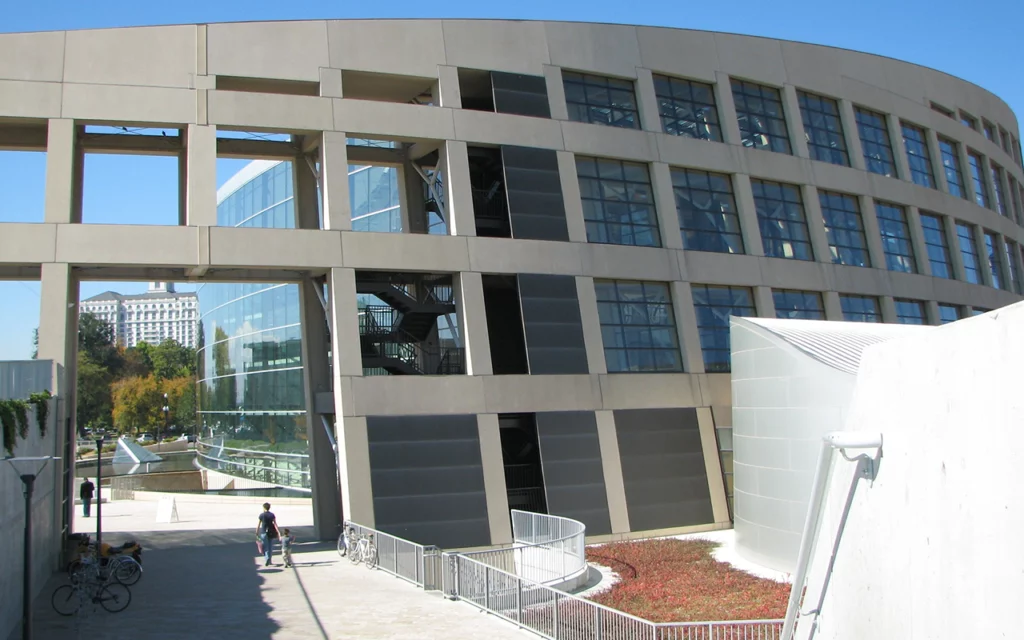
80 282 198 348
4 20 1022 545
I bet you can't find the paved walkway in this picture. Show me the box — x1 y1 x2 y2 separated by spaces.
20 496 534 640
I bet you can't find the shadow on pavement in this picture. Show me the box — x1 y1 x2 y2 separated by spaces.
20 525 316 640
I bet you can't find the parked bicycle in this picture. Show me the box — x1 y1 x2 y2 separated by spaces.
346 528 378 569
52 556 131 615
68 540 144 586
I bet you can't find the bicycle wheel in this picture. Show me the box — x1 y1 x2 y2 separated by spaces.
98 582 131 613
51 585 80 617
337 533 347 557
364 542 378 570
113 557 143 585
348 542 362 564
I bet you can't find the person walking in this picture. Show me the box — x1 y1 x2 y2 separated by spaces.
255 502 281 567
80 478 95 517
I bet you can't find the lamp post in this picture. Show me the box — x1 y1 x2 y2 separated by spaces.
5 456 57 640
94 436 104 550
162 393 169 453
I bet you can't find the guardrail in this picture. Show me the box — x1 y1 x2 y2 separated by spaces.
345 521 442 590
459 510 586 586
195 439 310 489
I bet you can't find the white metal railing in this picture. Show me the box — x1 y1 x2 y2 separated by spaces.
345 521 442 590
195 438 310 489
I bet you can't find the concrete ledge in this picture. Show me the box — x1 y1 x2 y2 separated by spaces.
131 490 312 506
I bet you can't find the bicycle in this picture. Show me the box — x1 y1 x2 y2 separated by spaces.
349 531 378 570
51 571 131 615
337 524 355 558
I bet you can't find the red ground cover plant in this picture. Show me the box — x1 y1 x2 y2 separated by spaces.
584 538 790 622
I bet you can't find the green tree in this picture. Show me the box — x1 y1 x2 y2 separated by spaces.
119 345 152 378
111 375 162 435
31 328 38 359
163 376 197 429
78 312 122 372
76 352 113 431
150 339 197 380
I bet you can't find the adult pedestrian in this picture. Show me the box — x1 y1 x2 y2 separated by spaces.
80 478 95 517
256 502 281 567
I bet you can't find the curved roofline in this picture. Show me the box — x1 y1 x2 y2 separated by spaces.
0 18 1014 113
216 159 283 205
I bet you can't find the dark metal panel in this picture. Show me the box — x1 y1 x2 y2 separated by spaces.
502 146 569 242
491 71 551 119
366 414 491 548
613 408 715 531
517 274 588 374
535 411 612 535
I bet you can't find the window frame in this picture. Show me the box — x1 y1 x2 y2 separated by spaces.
938 137 967 199
990 162 1008 216
894 299 927 325
576 155 661 248
855 106 897 177
984 231 1004 290
967 150 990 209
839 294 881 323
955 221 982 285
773 289 825 320
653 74 722 142
819 190 870 267
690 284 757 373
797 90 849 166
671 167 743 254
563 71 641 130
937 303 961 324
751 179 813 261
901 122 935 189
594 279 683 373
875 201 917 274
731 79 792 155
918 212 953 279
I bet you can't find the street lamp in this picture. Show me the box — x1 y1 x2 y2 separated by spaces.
162 393 169 452
4 455 58 640
95 436 104 550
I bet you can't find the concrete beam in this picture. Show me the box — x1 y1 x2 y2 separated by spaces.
215 137 298 160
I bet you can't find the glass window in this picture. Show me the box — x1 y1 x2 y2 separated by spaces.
931 103 955 119
937 304 961 324
798 91 849 166
563 71 639 130
999 127 1011 153
959 112 978 131
894 299 927 324
819 191 869 267
594 280 682 372
1005 240 1021 294
1010 177 1023 224
875 202 916 273
902 123 935 189
938 137 967 199
691 285 757 373
990 163 1008 216
653 75 721 142
731 79 792 154
855 107 896 177
918 213 952 279
967 151 990 209
955 222 982 285
751 179 812 260
984 231 1004 290
840 295 881 322
983 121 996 141
773 290 824 319
577 156 660 247
672 168 742 254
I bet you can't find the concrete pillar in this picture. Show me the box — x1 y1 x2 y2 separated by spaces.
320 131 352 231
957 143 978 205
651 163 683 250
926 129 948 192
185 124 217 226
328 267 362 379
859 195 886 270
754 286 777 318
575 276 607 374
925 300 942 325
456 272 493 375
905 206 931 276
435 65 462 109
477 414 512 545
880 296 897 323
402 161 427 234
44 119 81 224
732 174 765 257
886 115 911 181
944 214 968 281
543 65 569 121
294 153 320 230
670 281 705 374
442 140 475 237
823 291 844 321
594 411 630 534
974 223 994 288
839 100 866 172
782 84 810 159
696 407 731 525
801 184 831 264
634 67 662 133
557 151 587 243
336 416 374 526
714 72 741 146
299 279 341 539
319 68 343 98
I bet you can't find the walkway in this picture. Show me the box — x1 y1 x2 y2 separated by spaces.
19 497 533 640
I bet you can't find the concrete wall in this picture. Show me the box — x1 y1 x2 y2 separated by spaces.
805 303 1024 639
0 361 62 640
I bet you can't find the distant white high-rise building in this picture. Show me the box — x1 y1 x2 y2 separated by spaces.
80 282 198 348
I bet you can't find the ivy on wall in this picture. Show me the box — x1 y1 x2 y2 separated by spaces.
0 390 53 456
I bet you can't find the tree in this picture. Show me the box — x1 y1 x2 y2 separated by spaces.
150 339 197 380
76 352 113 431
162 376 197 429
111 375 163 435
78 312 122 372
31 328 38 360
119 345 152 378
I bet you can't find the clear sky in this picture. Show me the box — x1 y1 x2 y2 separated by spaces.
0 0 1021 359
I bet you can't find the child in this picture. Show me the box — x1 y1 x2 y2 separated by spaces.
281 528 296 568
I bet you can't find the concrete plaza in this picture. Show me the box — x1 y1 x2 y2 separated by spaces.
17 494 533 640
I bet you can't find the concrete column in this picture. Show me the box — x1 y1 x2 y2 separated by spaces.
294 153 320 230
320 131 352 231
801 184 831 264
435 65 462 109
886 115 911 181
975 223 994 287
880 296 897 323
557 151 587 243
477 414 512 545
714 72 741 146
185 124 217 226
925 300 942 325
995 234 1012 291
44 119 81 224
696 407 731 525
670 281 705 374
754 286 777 318
905 206 931 276
651 163 683 250
823 291 844 321
402 162 427 234
456 272 493 376
858 195 886 270
575 276 607 374
732 174 764 256
336 416 374 526
442 140 475 237
319 67 343 98
543 65 569 121
782 84 809 159
925 129 948 192
594 411 630 534
299 279 341 539
944 214 968 281
957 143 978 205
634 67 662 133
839 100 866 172
328 267 363 379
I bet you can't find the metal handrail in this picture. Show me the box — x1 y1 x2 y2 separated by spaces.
196 438 309 459
345 521 442 590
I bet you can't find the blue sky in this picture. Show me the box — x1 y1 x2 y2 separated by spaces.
0 0 1021 359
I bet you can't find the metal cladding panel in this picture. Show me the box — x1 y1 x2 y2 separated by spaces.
613 408 715 531
491 71 551 119
535 411 612 536
502 146 570 242
0 360 54 400
366 414 490 549
517 274 589 374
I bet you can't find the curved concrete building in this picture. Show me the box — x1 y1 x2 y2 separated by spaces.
3 20 1022 548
